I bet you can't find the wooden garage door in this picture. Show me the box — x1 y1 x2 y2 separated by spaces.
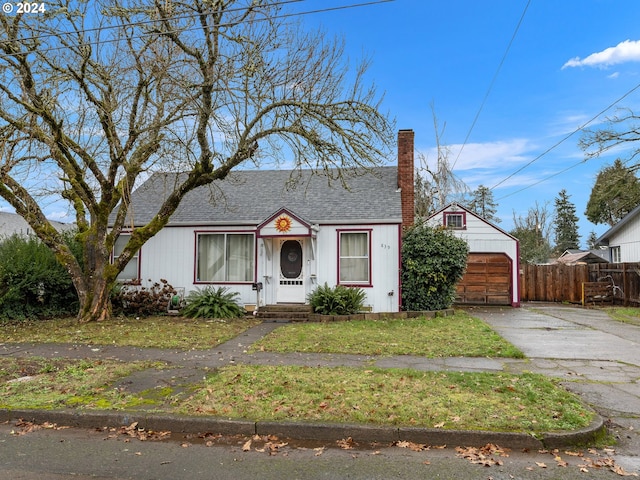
455 253 512 305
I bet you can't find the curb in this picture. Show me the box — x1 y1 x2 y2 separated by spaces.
0 408 607 449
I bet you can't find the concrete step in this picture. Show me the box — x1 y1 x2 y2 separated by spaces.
257 304 312 321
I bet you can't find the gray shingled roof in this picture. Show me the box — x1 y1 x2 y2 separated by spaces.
0 211 74 237
116 167 402 227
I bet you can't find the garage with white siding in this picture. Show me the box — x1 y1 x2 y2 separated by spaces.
426 203 520 307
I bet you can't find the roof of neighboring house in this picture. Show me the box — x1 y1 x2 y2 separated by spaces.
115 167 402 227
554 251 609 265
0 212 73 238
596 204 640 245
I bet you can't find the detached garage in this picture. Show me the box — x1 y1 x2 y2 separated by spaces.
426 204 520 307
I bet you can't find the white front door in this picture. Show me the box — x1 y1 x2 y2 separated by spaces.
277 239 305 303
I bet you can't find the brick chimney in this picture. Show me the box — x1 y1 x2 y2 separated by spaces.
397 129 415 229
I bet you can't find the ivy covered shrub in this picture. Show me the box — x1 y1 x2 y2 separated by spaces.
182 286 244 319
0 233 79 320
111 279 177 317
308 283 366 315
401 223 469 311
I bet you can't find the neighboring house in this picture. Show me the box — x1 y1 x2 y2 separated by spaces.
0 211 73 238
426 203 520 307
109 130 416 313
554 250 609 265
596 204 640 263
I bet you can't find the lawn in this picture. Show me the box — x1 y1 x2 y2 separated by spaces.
606 307 640 326
0 357 165 410
181 365 593 433
1 316 261 350
0 310 596 434
250 311 525 358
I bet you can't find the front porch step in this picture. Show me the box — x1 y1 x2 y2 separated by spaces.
257 304 312 322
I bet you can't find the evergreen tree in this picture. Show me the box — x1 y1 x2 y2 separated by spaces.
553 189 580 254
467 185 501 223
585 159 640 226
586 231 599 250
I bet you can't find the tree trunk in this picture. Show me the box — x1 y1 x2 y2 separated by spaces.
76 272 113 323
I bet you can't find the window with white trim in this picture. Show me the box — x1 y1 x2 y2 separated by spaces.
114 234 139 282
339 231 370 284
444 212 465 229
196 233 254 282
610 246 621 263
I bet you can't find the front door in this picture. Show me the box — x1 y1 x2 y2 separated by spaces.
277 239 305 303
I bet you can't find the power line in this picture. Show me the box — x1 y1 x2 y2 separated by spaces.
451 0 531 170
490 80 640 195
0 0 394 56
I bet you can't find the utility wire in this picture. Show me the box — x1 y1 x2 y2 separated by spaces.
451 0 531 170
490 80 640 194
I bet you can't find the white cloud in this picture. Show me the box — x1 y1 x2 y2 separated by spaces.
418 138 535 172
562 39 640 69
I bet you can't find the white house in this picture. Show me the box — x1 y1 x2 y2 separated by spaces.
110 130 416 313
426 203 520 307
596 204 640 263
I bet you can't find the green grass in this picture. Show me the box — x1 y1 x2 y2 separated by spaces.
605 307 640 326
181 365 593 433
0 316 261 350
0 357 167 410
250 311 525 358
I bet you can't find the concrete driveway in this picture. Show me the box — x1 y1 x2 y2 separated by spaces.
469 304 640 470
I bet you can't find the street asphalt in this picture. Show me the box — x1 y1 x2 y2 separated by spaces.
1 304 639 472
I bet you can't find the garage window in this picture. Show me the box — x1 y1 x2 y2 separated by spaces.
444 212 466 229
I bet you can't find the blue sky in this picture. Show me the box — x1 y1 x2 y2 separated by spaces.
294 0 640 244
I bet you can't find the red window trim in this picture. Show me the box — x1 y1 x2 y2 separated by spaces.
336 229 373 288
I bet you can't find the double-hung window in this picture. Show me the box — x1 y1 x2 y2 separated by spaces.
444 212 465 229
196 233 254 282
114 234 139 282
339 231 370 285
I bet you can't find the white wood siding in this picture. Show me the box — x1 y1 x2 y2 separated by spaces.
314 223 401 312
607 219 640 262
427 206 520 306
137 222 401 312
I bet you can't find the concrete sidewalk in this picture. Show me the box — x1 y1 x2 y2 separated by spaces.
1 305 638 456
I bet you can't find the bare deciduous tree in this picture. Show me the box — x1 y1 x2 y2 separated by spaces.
414 107 468 219
0 0 393 322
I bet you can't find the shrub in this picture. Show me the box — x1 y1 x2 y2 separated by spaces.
111 279 177 317
308 283 366 315
401 223 469 311
181 286 244 319
0 233 79 320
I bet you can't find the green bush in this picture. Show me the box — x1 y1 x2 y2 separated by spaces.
308 283 366 315
182 286 244 319
0 233 79 320
111 279 177 317
401 223 469 311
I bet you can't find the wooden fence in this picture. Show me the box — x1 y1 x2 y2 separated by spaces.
520 262 640 306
